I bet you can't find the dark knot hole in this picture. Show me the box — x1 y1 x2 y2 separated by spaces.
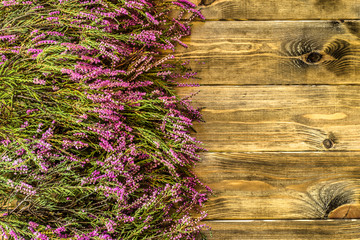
323 139 334 149
306 52 323 63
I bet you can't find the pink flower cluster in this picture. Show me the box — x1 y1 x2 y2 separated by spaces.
0 0 209 239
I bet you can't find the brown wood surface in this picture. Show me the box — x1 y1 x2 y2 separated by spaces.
174 1 360 238
178 85 360 151
176 21 360 85
203 220 360 239
329 204 360 218
188 0 360 20
196 152 360 219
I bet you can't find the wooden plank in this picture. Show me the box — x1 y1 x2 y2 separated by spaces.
178 85 360 151
202 220 360 239
176 21 360 85
196 152 360 219
189 0 360 20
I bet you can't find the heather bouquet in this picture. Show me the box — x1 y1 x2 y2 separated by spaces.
0 0 210 239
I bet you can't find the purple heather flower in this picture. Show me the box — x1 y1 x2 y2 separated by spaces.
33 78 46 85
48 11 60 15
0 35 16 41
0 0 209 238
145 12 159 25
29 222 39 229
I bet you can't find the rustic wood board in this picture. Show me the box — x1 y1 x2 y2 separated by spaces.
171 2 360 237
188 0 360 20
176 21 360 85
196 152 360 219
203 220 360 239
178 85 360 151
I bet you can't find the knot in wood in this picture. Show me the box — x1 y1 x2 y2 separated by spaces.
329 204 360 219
323 139 334 149
306 52 323 63
199 0 215 6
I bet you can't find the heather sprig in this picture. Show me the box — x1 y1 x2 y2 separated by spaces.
0 0 209 239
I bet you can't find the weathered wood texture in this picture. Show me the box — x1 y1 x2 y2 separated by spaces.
188 0 360 20
176 1 360 238
178 85 360 151
196 152 360 219
203 220 360 239
176 21 360 85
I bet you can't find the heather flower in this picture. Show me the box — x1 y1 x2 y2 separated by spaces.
146 12 159 25
33 78 46 85
0 35 16 41
0 0 209 239
29 221 39 229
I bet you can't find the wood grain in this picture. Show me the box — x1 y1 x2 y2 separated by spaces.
196 152 360 219
173 4 360 238
203 220 360 239
329 204 360 218
178 85 360 151
189 0 360 20
176 21 360 85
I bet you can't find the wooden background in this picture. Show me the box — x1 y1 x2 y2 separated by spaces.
176 0 360 239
